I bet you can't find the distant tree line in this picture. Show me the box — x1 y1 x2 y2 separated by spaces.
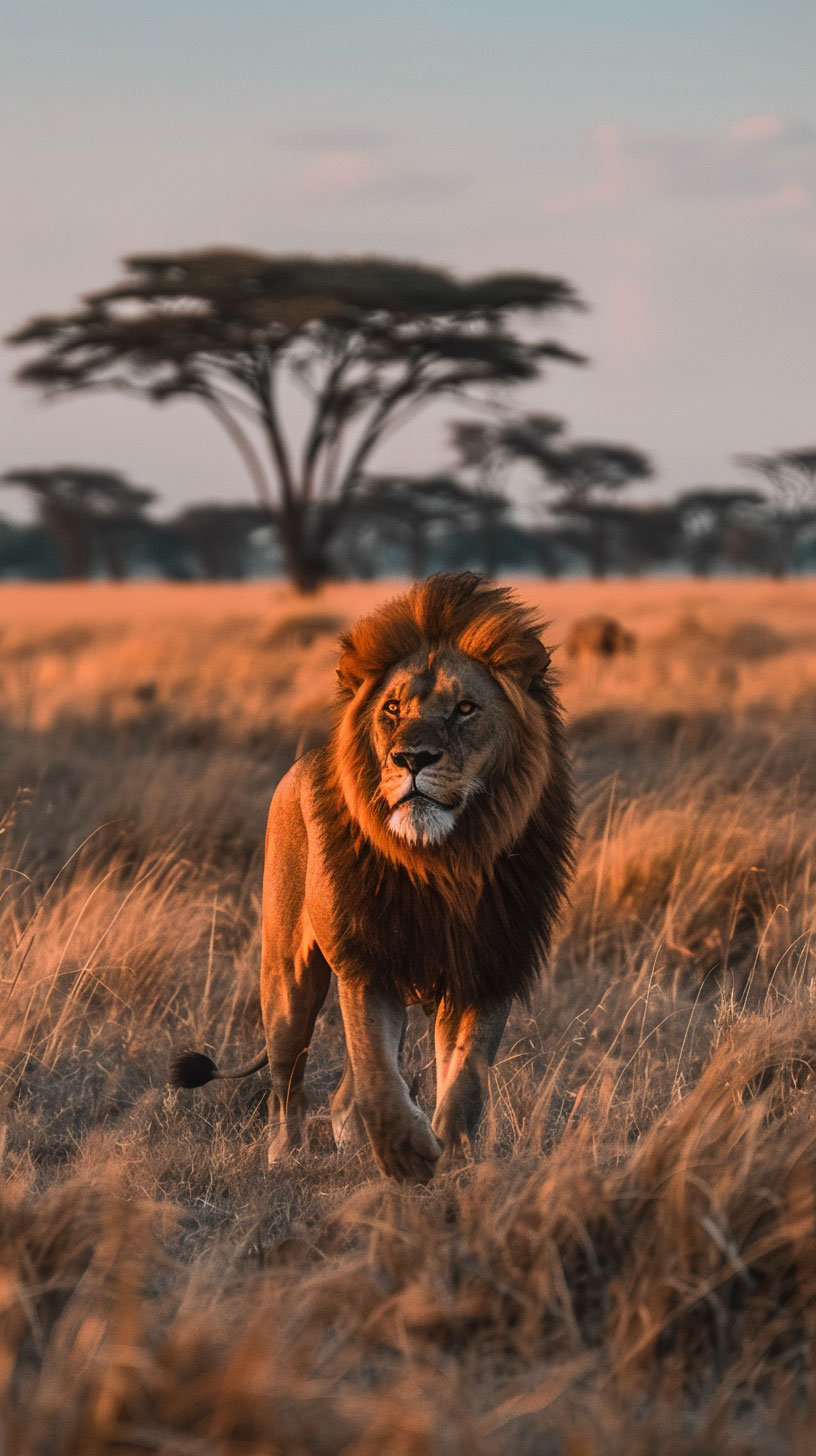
5 248 815 584
2 442 815 582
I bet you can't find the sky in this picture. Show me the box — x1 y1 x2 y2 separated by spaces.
2 0 816 519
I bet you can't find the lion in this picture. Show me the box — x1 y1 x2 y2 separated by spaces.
171 573 575 1182
565 614 636 662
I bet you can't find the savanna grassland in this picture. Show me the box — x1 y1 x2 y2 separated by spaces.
2 576 816 1455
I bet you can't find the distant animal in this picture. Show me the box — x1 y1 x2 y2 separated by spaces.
172 573 575 1182
565 614 636 661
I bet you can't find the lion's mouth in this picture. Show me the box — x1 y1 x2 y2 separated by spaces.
386 787 461 846
394 787 459 810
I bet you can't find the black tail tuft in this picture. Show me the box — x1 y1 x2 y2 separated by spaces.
170 1051 219 1089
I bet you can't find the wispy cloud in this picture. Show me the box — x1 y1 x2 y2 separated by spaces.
726 114 788 144
540 124 628 215
639 114 814 211
281 126 389 152
294 148 466 204
540 115 815 218
361 168 466 203
725 114 813 148
752 182 809 214
296 150 379 194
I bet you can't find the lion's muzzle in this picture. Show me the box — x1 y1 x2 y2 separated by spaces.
390 748 442 776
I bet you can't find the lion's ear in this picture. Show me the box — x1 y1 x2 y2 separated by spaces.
336 647 365 696
527 642 551 694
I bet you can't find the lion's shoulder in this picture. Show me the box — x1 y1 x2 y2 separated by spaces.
266 746 328 847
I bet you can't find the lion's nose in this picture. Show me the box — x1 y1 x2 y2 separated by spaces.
391 749 442 776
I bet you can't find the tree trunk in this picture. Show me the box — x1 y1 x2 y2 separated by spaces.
589 536 608 579
531 530 561 578
408 520 427 580
44 503 93 580
278 504 329 593
770 518 798 579
98 523 129 580
480 502 501 578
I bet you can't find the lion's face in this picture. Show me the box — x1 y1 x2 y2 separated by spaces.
333 574 563 874
370 646 511 846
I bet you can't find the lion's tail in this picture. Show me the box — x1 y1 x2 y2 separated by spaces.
170 1047 268 1089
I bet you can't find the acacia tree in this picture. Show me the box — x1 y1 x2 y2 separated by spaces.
509 429 654 576
578 501 680 576
736 448 816 576
170 503 271 580
446 416 558 576
2 466 154 579
676 488 764 577
8 251 584 591
451 413 653 577
343 474 474 579
547 445 655 576
448 420 520 577
493 412 568 472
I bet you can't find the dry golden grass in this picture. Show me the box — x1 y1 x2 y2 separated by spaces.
2 576 816 1453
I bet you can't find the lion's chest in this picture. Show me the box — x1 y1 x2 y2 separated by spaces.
331 867 544 1011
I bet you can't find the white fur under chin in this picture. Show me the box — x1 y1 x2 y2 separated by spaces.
388 798 457 845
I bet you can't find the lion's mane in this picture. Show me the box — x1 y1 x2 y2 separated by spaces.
314 572 576 1011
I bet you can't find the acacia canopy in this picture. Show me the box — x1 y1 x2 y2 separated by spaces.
9 250 585 588
736 447 816 576
2 465 154 579
497 418 653 500
736 449 816 516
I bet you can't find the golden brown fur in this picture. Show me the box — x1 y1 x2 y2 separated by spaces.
173 573 576 1180
321 573 576 1008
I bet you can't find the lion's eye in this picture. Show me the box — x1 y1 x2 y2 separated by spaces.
383 699 400 717
456 701 477 716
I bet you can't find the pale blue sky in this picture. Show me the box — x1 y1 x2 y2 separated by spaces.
2 0 815 516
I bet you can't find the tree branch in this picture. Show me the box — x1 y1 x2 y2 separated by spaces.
194 366 268 426
197 393 279 517
300 341 360 503
255 354 297 510
332 362 425 501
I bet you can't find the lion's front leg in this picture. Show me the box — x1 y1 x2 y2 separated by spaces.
337 979 442 1182
431 1000 509 1164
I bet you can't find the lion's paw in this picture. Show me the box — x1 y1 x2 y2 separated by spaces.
436 1131 472 1173
267 1119 307 1168
370 1112 443 1184
331 1101 367 1153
